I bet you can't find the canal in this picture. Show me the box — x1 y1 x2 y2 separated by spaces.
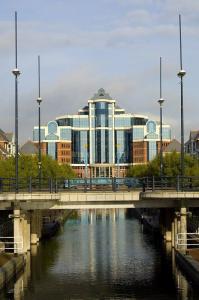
1 209 199 299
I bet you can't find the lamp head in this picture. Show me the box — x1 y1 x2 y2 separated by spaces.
177 69 186 77
37 97 42 105
158 98 165 106
12 68 21 76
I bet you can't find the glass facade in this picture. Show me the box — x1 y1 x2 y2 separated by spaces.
133 128 144 140
148 141 157 161
33 88 171 174
162 128 171 140
47 142 56 159
60 128 71 140
33 128 45 141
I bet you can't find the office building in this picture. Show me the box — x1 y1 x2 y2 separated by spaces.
33 88 171 177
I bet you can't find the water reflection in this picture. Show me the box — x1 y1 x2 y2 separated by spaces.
1 209 199 299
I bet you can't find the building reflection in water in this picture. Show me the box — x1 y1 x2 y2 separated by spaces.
8 209 199 300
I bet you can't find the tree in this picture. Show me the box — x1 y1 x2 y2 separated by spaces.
127 152 199 178
0 155 76 179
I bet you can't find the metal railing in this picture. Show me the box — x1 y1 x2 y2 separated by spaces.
0 177 142 193
0 176 199 193
176 233 199 248
0 237 23 252
142 176 199 192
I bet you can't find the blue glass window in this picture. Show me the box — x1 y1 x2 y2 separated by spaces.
33 128 45 141
133 128 144 140
79 118 89 127
73 118 80 127
148 141 157 161
115 117 131 127
48 121 58 134
60 128 71 140
115 130 130 163
72 118 88 128
146 133 158 139
147 121 156 133
47 142 56 159
46 133 59 140
162 128 171 139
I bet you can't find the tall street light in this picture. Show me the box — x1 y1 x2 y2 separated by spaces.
37 55 42 189
177 14 186 178
158 57 165 178
12 12 21 193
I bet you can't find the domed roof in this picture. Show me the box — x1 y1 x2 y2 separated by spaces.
91 88 112 100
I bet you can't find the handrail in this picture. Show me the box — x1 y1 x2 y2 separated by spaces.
0 177 142 193
142 176 199 192
0 176 199 193
0 236 23 251
176 233 199 247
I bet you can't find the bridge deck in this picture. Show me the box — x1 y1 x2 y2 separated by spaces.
0 190 199 209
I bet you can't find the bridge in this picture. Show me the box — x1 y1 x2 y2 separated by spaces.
1 190 199 210
0 176 199 254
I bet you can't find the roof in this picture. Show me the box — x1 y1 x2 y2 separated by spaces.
189 130 199 141
164 139 181 153
0 129 9 142
91 88 112 100
20 140 38 155
5 132 14 142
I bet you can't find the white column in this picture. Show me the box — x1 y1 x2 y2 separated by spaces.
14 209 24 254
180 207 187 253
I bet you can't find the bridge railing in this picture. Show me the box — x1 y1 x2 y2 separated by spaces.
142 176 199 192
0 176 199 193
0 177 142 193
0 237 23 252
176 233 199 248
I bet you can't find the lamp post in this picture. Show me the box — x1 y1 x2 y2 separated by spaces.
84 144 88 178
177 14 186 178
12 12 21 193
85 152 88 178
158 57 165 178
117 149 120 178
37 56 42 189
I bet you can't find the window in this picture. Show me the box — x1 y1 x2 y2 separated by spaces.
147 121 156 133
48 121 58 134
162 128 171 139
115 117 131 128
47 142 56 159
60 128 71 140
33 128 45 141
133 128 144 140
148 141 157 161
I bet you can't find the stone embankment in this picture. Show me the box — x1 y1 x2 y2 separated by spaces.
176 249 199 285
0 209 74 289
0 253 25 289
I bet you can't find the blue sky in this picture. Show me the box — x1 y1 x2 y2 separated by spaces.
0 0 199 143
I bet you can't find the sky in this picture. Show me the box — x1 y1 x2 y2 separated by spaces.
0 0 199 144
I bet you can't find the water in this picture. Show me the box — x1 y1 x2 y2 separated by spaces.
1 209 199 299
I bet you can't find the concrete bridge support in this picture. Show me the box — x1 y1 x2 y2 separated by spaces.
171 207 187 251
14 209 30 253
180 206 187 253
13 209 43 253
30 211 42 245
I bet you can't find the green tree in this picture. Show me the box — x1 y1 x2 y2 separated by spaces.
127 152 199 178
0 155 75 179
127 164 148 177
